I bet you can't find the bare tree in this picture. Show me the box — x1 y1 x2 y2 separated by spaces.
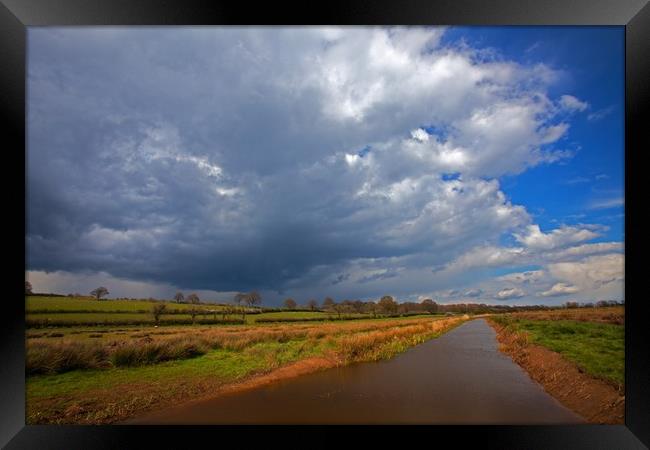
25 281 33 295
186 293 200 304
90 287 109 300
246 291 262 309
174 292 185 303
234 291 262 320
331 302 344 319
323 297 335 309
307 299 318 311
283 298 297 309
152 303 167 325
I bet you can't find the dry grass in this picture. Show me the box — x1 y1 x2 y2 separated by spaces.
338 318 462 362
505 307 624 325
26 317 463 375
27 341 111 375
27 315 469 425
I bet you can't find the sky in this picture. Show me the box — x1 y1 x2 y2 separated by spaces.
26 26 625 306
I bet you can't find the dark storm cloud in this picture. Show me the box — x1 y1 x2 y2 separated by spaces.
27 27 608 302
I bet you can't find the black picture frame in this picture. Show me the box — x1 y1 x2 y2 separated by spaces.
2 0 648 448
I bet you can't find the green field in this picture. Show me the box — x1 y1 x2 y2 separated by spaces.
491 316 624 388
25 296 437 326
26 296 234 313
26 296 327 325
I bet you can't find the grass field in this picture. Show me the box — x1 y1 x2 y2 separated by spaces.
25 296 440 326
27 296 239 313
25 310 380 326
490 312 624 388
27 313 230 322
26 315 468 424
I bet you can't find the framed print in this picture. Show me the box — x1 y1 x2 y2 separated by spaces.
2 0 649 448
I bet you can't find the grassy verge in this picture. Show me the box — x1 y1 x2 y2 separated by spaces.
490 315 624 389
27 316 467 424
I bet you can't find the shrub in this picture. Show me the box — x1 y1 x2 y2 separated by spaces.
110 339 210 367
26 341 109 375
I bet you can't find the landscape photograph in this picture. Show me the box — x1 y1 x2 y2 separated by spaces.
25 26 624 425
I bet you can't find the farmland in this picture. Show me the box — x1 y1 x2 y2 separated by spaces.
26 296 249 313
25 296 426 326
25 296 467 424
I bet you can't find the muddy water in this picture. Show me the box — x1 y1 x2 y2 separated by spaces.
126 319 584 424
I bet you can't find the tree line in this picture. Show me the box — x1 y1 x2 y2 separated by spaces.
26 281 624 315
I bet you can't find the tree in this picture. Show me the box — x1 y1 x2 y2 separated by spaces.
366 301 378 318
283 298 297 309
378 295 398 315
234 291 262 320
245 291 262 309
174 292 185 303
331 302 343 319
152 303 167 325
186 293 200 304
323 297 335 309
307 299 318 311
90 287 109 300
25 281 33 295
421 299 438 314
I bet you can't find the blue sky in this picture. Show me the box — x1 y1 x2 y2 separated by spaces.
443 26 625 241
26 26 624 305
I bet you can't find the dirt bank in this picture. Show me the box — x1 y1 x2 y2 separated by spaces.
486 318 624 424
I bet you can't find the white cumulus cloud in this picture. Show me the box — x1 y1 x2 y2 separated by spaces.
541 282 581 297
495 287 526 300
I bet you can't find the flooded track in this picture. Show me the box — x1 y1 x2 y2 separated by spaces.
126 319 584 424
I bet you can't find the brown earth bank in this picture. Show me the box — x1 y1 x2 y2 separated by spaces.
486 318 624 424
39 354 345 425
124 354 345 420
